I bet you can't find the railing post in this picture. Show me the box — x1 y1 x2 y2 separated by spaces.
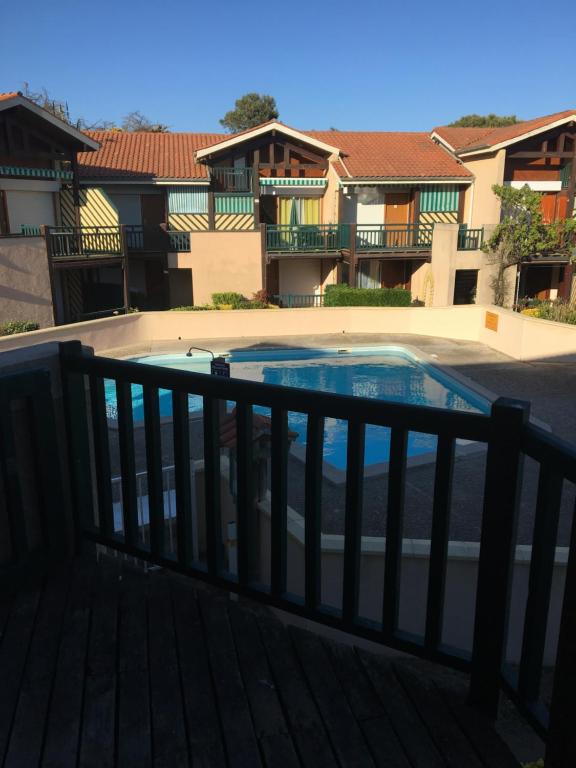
468 397 530 717
547 502 576 768
349 223 357 286
59 340 95 552
42 224 60 326
120 224 130 313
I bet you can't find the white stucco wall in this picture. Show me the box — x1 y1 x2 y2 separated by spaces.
5 190 56 233
279 259 322 295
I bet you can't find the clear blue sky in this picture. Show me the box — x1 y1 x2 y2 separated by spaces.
1 0 574 133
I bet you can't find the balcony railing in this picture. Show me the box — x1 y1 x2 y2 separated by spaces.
125 225 191 252
167 229 191 252
266 224 348 252
356 224 434 251
210 166 253 192
457 225 484 250
272 293 324 308
52 340 576 761
265 224 435 253
47 226 123 259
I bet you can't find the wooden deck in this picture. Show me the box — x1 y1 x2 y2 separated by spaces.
0 556 520 768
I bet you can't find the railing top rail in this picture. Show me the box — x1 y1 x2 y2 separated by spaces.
522 422 576 484
267 223 342 230
64 353 491 441
356 223 435 230
48 225 122 233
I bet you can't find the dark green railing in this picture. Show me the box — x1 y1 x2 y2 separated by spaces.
55 340 576 762
266 224 435 253
457 225 484 251
210 166 253 192
561 163 571 190
167 230 191 252
266 224 348 252
272 293 324 308
356 224 434 251
48 226 123 259
20 224 42 236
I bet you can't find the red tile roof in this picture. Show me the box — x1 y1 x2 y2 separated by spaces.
0 91 21 102
434 109 576 153
309 131 471 178
78 128 470 181
79 131 223 179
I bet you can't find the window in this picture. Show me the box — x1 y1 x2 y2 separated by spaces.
167 186 208 214
420 186 459 213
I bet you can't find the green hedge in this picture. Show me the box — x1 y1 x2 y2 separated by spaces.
323 285 411 307
0 320 40 336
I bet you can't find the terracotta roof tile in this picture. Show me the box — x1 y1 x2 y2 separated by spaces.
78 128 470 181
0 92 21 102
434 109 576 153
79 131 223 179
308 131 471 178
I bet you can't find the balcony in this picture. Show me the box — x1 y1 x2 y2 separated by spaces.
210 166 253 192
0 343 575 764
355 224 434 252
0 343 574 764
125 225 191 253
47 226 123 261
266 224 435 255
47 225 191 262
266 224 348 253
457 225 484 250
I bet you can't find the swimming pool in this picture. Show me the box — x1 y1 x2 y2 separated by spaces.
105 346 489 470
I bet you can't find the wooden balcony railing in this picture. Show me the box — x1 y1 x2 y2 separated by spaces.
355 224 434 251
266 224 348 252
0 345 574 761
265 224 435 253
47 226 123 259
457 225 484 250
272 293 324 308
210 166 253 192
125 225 191 252
54 339 576 763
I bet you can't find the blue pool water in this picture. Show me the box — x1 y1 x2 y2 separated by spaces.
105 346 489 470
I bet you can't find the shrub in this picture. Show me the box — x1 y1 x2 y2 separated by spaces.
211 292 246 308
530 300 576 325
253 289 271 304
0 320 40 336
323 286 411 307
170 305 213 311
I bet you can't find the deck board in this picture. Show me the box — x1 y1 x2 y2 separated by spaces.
0 557 520 768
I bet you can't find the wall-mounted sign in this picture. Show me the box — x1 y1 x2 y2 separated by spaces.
485 311 499 332
210 357 230 378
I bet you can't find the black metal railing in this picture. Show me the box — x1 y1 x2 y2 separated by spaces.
457 225 484 251
210 166 253 192
48 226 123 259
356 224 434 251
272 293 325 308
57 339 576 764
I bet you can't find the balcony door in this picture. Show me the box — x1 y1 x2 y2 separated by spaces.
385 192 412 247
278 197 320 225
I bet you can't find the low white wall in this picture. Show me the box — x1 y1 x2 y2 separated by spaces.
478 306 576 362
256 497 566 665
1 304 576 364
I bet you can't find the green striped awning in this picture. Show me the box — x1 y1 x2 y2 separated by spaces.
0 166 73 180
259 178 327 186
